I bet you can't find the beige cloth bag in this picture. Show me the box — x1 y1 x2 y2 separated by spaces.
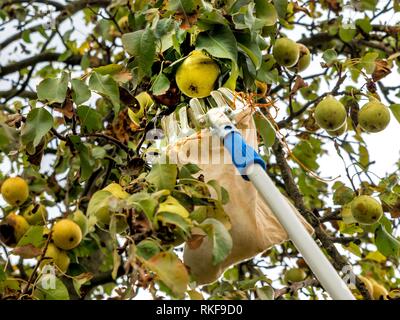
167 108 313 285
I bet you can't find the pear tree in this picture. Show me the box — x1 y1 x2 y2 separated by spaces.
0 0 400 301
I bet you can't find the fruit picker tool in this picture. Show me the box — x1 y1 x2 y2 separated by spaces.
161 88 355 300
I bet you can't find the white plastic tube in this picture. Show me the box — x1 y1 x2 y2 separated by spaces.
246 163 355 300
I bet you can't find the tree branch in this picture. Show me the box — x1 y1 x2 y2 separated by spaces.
0 52 81 77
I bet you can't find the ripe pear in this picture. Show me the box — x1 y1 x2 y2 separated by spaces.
128 91 154 126
351 195 383 225
273 38 300 67
176 50 220 98
371 280 388 300
21 204 48 225
327 120 347 137
52 219 82 250
1 177 29 206
0 213 30 247
314 95 347 130
289 43 311 72
284 268 307 283
41 243 70 273
358 100 390 133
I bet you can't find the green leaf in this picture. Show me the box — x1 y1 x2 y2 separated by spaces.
255 0 277 26
0 268 6 282
21 107 53 147
166 0 201 13
156 212 191 235
207 180 229 205
359 145 369 168
146 163 177 191
144 251 189 298
34 275 69 300
69 136 95 181
256 286 275 300
89 72 120 113
16 226 45 248
126 192 158 220
389 104 400 124
201 218 233 265
77 106 103 133
122 28 156 79
87 190 112 217
322 49 338 64
375 224 400 258
254 113 276 149
360 52 378 74
196 25 238 62
71 79 91 105
72 273 93 296
136 239 160 260
151 73 170 96
274 0 288 18
93 64 123 75
339 27 357 43
237 33 262 69
37 72 69 104
333 185 355 205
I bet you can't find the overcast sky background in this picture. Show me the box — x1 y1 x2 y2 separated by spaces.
1 1 399 299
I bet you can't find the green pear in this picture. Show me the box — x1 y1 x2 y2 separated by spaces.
273 38 300 67
351 195 383 225
358 100 390 133
289 43 311 72
314 95 347 130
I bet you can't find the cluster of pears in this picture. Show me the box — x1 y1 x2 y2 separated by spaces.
0 177 36 246
175 50 221 98
273 37 311 72
358 275 389 300
42 217 83 273
342 195 383 225
314 95 390 137
0 176 83 273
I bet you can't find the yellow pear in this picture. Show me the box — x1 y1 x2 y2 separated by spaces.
358 100 390 133
52 219 82 250
284 268 307 283
41 243 70 273
314 95 347 130
176 50 220 98
351 195 383 225
273 38 300 67
1 177 29 206
0 213 30 247
21 204 48 225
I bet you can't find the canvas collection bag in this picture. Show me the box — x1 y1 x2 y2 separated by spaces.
166 108 313 285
